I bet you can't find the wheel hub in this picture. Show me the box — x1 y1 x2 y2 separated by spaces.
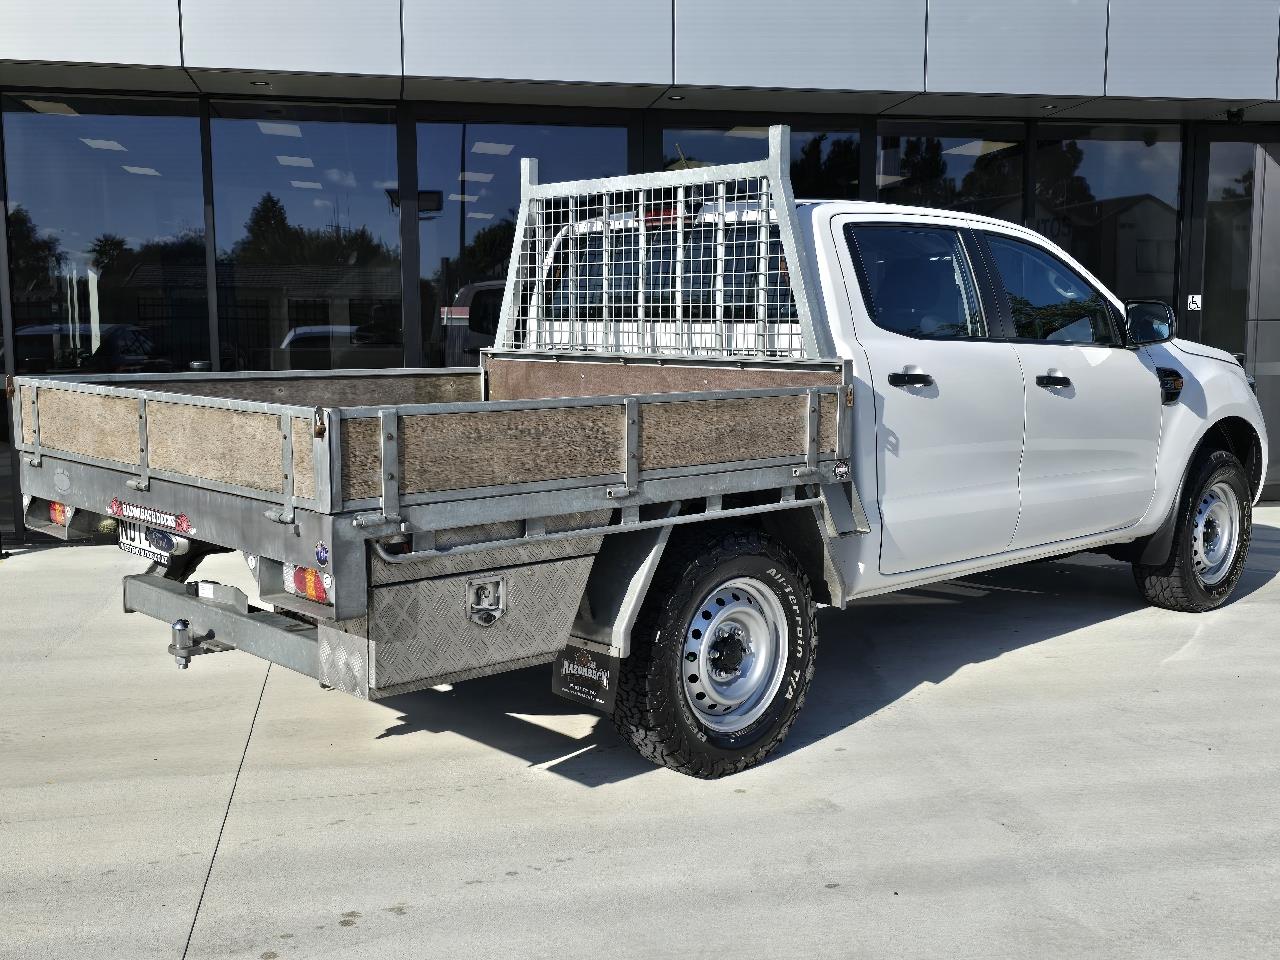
709 626 749 678
682 577 789 735
1191 480 1241 587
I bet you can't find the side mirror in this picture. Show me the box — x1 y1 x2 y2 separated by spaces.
1124 300 1176 345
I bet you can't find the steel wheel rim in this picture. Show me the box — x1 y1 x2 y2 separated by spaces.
1192 480 1240 587
682 576 789 735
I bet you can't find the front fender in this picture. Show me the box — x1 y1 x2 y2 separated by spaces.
1133 341 1267 563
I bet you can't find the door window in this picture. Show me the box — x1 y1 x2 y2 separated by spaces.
986 235 1118 345
844 225 985 338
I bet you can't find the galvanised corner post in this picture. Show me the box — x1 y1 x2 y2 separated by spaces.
494 157 538 354
766 124 834 361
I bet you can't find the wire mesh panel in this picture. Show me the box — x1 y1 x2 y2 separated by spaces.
497 128 823 360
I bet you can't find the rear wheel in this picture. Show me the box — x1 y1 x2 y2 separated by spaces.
1134 450 1252 612
613 529 817 778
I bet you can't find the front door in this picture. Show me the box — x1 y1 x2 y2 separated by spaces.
980 232 1161 548
841 221 1025 574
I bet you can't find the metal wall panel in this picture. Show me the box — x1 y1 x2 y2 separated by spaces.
181 0 402 75
674 0 924 91
1106 0 1280 100
925 0 1106 96
403 0 672 85
0 0 181 66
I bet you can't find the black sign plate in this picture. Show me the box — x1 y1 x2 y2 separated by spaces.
551 645 619 713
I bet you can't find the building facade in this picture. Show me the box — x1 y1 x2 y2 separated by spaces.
4 0 1280 535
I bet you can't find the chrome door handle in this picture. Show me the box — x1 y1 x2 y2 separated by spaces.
1035 369 1072 389
887 365 934 388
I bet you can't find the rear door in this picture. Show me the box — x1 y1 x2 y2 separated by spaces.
978 231 1161 548
842 221 1025 574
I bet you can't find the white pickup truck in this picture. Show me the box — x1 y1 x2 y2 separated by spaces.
11 126 1267 778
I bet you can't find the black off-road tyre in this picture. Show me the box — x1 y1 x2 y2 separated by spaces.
1133 449 1252 612
613 528 818 778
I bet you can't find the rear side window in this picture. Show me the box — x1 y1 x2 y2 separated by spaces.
985 235 1117 345
845 225 985 339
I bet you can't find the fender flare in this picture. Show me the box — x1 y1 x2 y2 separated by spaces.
1138 419 1262 567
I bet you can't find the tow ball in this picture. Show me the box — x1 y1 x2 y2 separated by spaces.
168 619 232 670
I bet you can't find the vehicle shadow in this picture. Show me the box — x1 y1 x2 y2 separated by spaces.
373 519 1279 785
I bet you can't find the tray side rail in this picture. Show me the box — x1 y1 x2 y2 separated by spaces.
10 374 337 523
335 379 859 533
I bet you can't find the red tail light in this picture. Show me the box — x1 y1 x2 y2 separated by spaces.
283 562 332 604
49 501 68 526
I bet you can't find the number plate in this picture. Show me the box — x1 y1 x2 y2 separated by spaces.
117 520 170 565
551 645 619 713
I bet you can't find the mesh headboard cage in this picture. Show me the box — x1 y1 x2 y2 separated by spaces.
494 126 830 361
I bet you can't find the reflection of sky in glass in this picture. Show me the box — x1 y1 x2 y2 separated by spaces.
1205 141 1254 201
417 122 627 282
1046 136 1182 207
212 115 399 254
2 105 204 268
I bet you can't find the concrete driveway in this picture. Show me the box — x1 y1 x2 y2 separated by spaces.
2 508 1278 960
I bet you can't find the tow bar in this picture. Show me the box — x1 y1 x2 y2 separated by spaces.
168 618 233 669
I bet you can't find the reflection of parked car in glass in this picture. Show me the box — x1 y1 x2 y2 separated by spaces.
7 323 168 374
442 280 504 367
274 320 402 370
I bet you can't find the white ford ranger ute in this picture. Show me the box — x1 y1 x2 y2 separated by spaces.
12 126 1267 777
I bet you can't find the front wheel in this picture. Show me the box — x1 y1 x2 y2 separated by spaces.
613 529 817 778
1134 449 1252 612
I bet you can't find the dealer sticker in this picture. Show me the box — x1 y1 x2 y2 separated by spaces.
551 645 620 713
108 498 195 535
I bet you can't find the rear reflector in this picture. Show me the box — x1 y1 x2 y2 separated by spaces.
283 562 333 605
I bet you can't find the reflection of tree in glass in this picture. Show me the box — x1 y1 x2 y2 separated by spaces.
1219 166 1253 201
226 192 398 266
1033 140 1095 209
959 145 1022 207
85 230 206 278
433 216 516 294
1008 291 1110 342
790 135 859 199
5 207 65 290
896 138 954 206
887 136 1023 214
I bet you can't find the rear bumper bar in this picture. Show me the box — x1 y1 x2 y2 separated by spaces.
123 574 320 679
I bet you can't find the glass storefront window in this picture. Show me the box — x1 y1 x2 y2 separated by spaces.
2 96 209 375
1033 125 1182 306
1200 141 1256 355
211 103 401 370
877 121 1024 222
417 122 627 366
662 126 861 200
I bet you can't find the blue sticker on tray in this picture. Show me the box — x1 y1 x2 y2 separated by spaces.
315 541 330 566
